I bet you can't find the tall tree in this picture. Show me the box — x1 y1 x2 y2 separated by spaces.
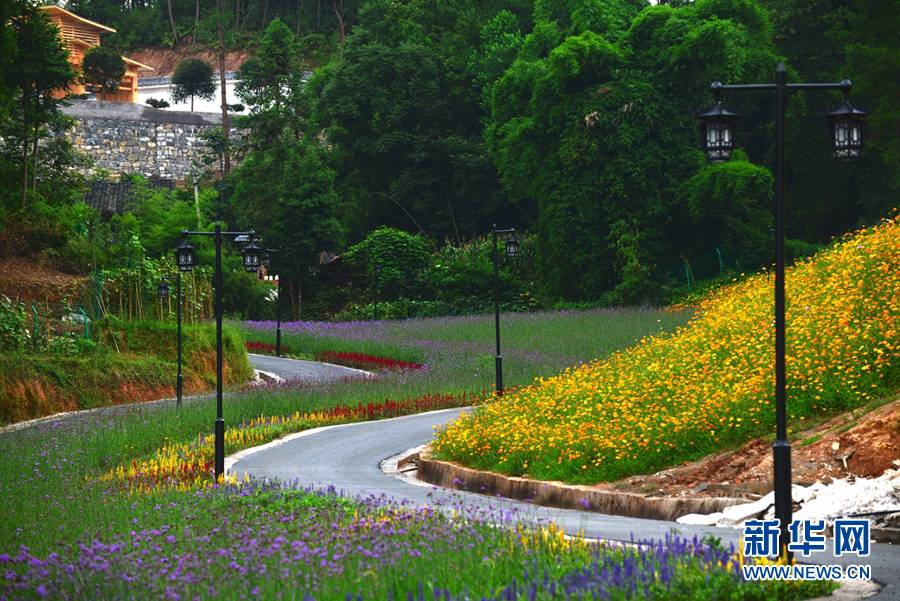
4 4 75 206
171 58 216 111
217 0 231 174
82 46 125 94
310 0 515 243
485 0 781 300
236 18 306 141
166 0 179 44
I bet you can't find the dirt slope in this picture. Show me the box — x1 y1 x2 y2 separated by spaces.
608 396 900 498
129 45 251 76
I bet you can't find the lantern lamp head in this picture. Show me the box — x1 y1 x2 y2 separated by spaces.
505 232 519 258
175 239 195 272
157 281 169 300
696 96 738 162
825 97 866 160
242 240 264 273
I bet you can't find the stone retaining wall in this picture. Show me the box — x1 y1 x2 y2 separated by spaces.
416 447 745 522
61 100 244 180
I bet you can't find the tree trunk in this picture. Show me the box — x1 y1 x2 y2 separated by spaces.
20 94 29 207
262 0 269 27
217 0 231 174
316 0 320 32
295 0 303 35
166 0 179 44
193 0 200 40
190 94 194 112
31 132 39 192
332 0 344 44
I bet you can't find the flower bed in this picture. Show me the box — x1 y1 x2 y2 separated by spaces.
435 215 899 484
315 350 425 371
245 340 289 355
0 481 833 600
102 392 471 492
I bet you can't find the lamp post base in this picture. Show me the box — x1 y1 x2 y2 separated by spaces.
215 418 225 482
773 440 793 561
176 374 183 405
495 355 503 396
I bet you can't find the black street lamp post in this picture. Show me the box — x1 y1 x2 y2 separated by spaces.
696 63 866 558
176 224 262 481
263 249 283 358
491 225 519 396
158 272 184 405
374 263 382 321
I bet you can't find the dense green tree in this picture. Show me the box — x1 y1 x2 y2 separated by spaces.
343 226 433 300
236 18 307 142
679 153 774 267
485 0 783 301
310 0 518 244
1 3 76 207
82 46 126 93
228 136 342 310
171 57 216 111
0 0 18 123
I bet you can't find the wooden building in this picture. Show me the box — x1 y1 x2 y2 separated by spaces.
41 5 153 103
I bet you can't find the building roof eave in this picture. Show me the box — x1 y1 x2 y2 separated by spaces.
39 5 116 33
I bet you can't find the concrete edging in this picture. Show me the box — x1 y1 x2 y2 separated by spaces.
416 447 746 522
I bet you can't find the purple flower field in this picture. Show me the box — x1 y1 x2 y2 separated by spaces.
1 479 833 600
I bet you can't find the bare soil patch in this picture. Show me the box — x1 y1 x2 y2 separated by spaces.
0 257 87 304
606 396 900 498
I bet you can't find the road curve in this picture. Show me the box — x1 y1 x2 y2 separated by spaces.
248 353 371 383
230 407 900 599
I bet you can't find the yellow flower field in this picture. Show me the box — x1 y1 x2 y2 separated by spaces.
434 215 899 483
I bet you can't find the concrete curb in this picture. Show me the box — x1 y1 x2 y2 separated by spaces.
416 446 747 522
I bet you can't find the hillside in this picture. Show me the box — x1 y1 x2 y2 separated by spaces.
434 215 900 484
129 46 251 76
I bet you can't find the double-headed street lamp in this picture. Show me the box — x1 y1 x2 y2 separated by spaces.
696 63 866 558
157 272 183 405
176 223 263 481
492 224 519 396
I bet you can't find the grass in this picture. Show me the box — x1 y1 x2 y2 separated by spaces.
0 306 833 598
433 215 900 484
1 308 684 551
0 321 251 425
2 482 833 601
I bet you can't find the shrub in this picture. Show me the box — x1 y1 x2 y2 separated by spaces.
343 227 434 299
0 295 28 351
82 46 125 93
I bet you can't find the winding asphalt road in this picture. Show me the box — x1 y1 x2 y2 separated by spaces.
233 380 900 598
248 353 371 383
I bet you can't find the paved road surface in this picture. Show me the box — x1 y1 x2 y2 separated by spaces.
232 407 900 599
0 354 366 436
248 353 371 383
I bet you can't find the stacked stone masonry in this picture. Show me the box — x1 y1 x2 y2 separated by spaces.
62 100 244 181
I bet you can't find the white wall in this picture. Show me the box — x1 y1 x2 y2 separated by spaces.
136 78 249 115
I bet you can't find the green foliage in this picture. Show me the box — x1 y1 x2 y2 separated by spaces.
679 152 774 267
343 227 433 299
125 177 203 258
311 0 510 243
484 0 782 302
229 136 342 284
0 294 28 351
81 45 125 93
145 97 170 109
0 3 78 208
171 58 216 110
